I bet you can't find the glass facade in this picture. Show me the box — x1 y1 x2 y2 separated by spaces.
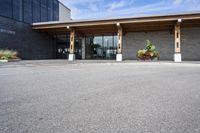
55 34 82 59
53 0 59 21
13 0 23 21
24 0 32 23
41 0 48 22
85 35 117 60
0 0 59 23
0 0 12 18
47 0 53 21
33 0 41 22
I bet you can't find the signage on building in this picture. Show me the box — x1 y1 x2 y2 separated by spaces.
0 28 16 35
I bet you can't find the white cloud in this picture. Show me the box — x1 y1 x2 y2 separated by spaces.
109 1 126 10
88 3 99 12
59 0 200 19
173 0 183 5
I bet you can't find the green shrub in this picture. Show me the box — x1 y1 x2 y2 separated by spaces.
136 40 159 60
0 49 18 60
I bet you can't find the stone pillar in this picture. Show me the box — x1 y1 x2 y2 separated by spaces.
69 29 75 61
116 23 123 62
174 20 182 62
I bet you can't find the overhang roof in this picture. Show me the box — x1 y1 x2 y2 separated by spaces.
32 11 200 35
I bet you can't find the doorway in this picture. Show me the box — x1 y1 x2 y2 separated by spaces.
85 34 117 60
55 34 82 59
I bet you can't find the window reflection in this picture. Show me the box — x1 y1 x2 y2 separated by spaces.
85 34 117 60
93 36 103 59
55 34 82 59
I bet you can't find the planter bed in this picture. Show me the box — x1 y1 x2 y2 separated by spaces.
0 59 21 63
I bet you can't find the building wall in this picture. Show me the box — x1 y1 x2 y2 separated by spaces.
123 31 174 60
181 27 200 61
0 16 54 60
59 2 71 21
122 28 200 61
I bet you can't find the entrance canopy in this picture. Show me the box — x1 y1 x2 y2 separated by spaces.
32 12 200 35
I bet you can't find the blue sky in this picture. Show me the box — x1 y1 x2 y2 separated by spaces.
60 0 200 19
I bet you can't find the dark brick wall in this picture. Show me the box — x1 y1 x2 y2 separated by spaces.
0 16 54 60
181 28 200 61
123 28 200 61
123 31 174 60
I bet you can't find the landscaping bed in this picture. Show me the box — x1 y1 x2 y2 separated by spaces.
0 49 20 62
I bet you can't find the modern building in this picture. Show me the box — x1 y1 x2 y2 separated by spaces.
0 0 71 59
0 0 200 62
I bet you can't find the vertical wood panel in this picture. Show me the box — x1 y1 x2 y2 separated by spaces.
117 27 123 54
70 29 75 54
174 24 181 53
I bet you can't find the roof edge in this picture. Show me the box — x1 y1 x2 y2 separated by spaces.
32 11 200 26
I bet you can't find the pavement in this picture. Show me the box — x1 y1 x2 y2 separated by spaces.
0 60 200 133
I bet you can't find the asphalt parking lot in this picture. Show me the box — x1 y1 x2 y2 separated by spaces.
0 61 200 133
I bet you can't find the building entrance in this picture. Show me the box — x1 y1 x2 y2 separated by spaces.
55 34 82 59
85 34 117 60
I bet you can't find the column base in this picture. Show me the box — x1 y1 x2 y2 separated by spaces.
174 53 182 62
68 54 75 61
116 54 123 62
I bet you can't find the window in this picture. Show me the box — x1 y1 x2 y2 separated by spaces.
23 0 32 23
0 0 12 18
94 36 103 59
41 0 47 22
104 35 114 59
0 0 59 23
13 0 23 21
53 0 59 21
104 36 113 49
85 35 117 59
113 35 118 54
47 0 53 21
33 0 41 22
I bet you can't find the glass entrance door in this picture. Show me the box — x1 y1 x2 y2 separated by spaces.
75 36 82 59
55 35 70 59
55 34 82 59
85 34 117 60
56 43 69 59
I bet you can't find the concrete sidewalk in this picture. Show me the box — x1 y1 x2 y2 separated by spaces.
0 59 200 68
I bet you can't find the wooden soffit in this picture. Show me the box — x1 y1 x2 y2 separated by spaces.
32 13 200 35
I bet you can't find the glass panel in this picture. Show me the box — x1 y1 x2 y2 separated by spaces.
53 0 59 21
85 35 117 60
33 0 41 22
85 36 93 59
55 34 69 59
56 34 67 43
41 0 47 22
13 0 23 21
47 0 53 21
93 36 103 59
75 36 82 59
113 35 117 57
55 34 82 59
0 0 12 18
24 0 32 23
103 36 113 59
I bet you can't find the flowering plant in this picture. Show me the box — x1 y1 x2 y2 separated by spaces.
136 40 159 60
